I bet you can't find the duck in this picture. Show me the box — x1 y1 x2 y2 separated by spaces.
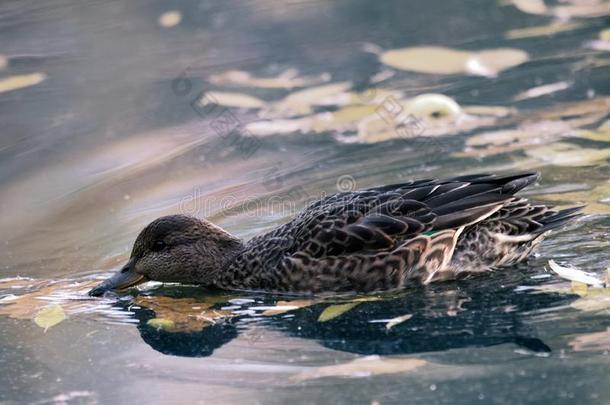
88 172 582 296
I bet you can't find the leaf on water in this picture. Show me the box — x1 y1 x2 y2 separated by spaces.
553 2 610 19
318 302 360 322
574 121 610 142
548 260 604 287
200 91 267 109
571 281 589 297
146 318 176 331
403 93 462 120
381 46 471 74
510 0 548 15
380 46 528 77
513 81 571 101
601 28 610 41
290 355 427 381
34 304 66 332
0 73 47 94
570 327 610 351
208 69 330 89
505 21 584 39
537 97 610 120
266 82 352 117
525 142 610 167
0 280 98 320
385 314 413 330
570 294 610 312
158 11 181 28
245 117 313 136
466 49 529 78
135 296 232 333
262 299 316 316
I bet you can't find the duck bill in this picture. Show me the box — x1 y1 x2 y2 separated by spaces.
88 259 146 297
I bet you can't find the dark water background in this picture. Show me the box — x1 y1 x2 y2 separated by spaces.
1 0 609 404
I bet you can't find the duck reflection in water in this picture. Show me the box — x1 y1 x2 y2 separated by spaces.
121 270 571 358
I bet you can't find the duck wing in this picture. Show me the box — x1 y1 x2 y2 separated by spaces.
230 172 544 292
281 172 540 259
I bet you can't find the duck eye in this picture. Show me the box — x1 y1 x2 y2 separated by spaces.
151 240 166 252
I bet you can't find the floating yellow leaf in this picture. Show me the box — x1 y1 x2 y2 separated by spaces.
158 11 181 28
318 302 360 322
262 299 316 316
0 73 47 94
34 304 66 332
201 91 266 109
290 355 427 381
601 28 610 41
380 46 528 77
147 318 176 331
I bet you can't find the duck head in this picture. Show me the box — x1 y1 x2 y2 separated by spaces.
88 215 243 296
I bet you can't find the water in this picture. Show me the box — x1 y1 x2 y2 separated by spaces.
1 0 609 403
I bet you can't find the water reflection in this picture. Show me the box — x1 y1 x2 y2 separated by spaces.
120 271 573 358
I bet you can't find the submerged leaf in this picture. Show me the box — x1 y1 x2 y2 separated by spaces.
147 318 176 331
158 11 182 28
291 355 427 381
318 302 360 322
34 304 66 332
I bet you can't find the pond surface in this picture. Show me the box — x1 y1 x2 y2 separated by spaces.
1 0 609 403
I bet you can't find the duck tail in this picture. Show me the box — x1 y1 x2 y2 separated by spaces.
536 206 584 234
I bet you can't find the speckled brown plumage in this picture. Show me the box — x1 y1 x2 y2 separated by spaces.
89 172 582 296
